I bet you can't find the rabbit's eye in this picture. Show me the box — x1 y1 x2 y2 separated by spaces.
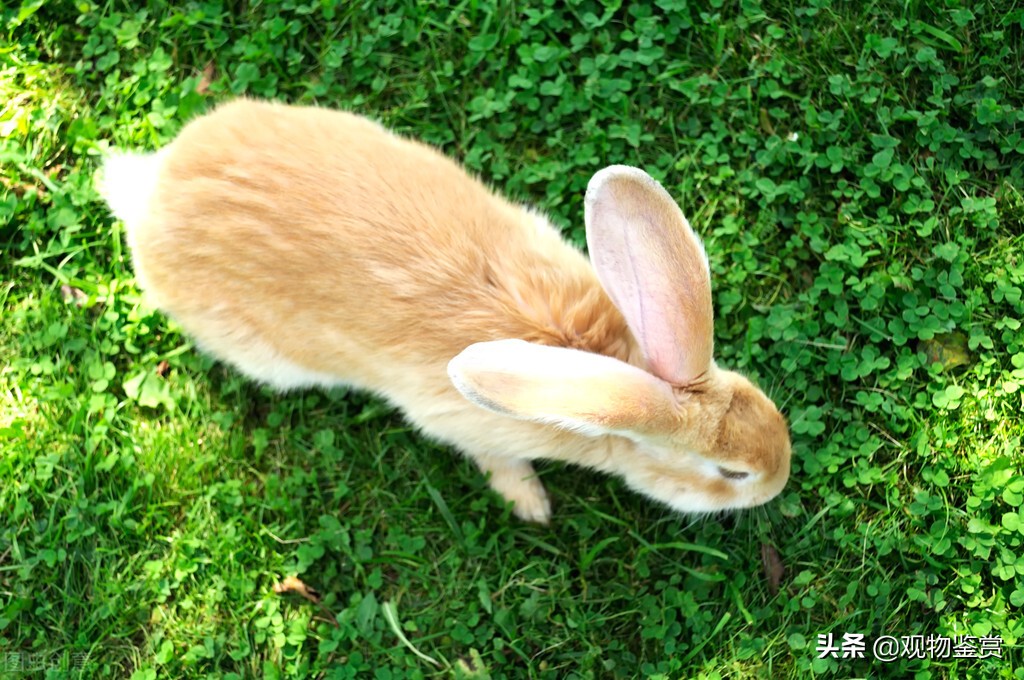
717 466 749 480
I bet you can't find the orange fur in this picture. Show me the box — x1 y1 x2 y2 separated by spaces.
99 99 790 523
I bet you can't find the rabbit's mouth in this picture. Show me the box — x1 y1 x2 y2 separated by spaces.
616 445 790 514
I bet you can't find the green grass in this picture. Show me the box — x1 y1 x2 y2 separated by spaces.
2 0 1023 678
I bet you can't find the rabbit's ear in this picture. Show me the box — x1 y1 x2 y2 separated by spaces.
448 340 678 436
584 166 714 386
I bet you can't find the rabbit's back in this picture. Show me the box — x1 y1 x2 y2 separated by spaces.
127 100 627 391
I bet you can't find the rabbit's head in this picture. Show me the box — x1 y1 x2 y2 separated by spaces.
448 166 790 513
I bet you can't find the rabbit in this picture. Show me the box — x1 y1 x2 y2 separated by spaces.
98 98 791 524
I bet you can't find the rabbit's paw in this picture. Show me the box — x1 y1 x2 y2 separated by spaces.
476 456 551 524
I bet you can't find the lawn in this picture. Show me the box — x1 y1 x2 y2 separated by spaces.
2 0 1023 678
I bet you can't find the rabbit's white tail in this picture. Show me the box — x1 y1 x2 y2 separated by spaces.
97 150 163 229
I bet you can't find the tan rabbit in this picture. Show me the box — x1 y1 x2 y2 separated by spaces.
98 99 790 523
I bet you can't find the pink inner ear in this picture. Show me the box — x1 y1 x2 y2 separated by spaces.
584 166 714 386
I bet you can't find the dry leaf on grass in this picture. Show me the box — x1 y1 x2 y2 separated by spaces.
60 285 88 306
273 575 321 603
197 62 215 94
920 331 971 370
761 543 785 596
273 575 339 627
